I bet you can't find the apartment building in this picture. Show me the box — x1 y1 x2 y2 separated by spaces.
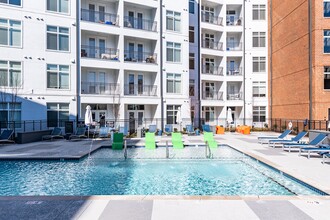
269 0 330 123
189 0 268 128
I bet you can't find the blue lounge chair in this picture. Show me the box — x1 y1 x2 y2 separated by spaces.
119 126 128 136
299 143 330 159
268 131 308 148
283 133 327 152
69 127 87 140
0 129 15 144
202 124 211 132
42 127 63 141
98 127 109 138
258 129 291 144
186 125 195 136
148 124 157 133
164 124 172 136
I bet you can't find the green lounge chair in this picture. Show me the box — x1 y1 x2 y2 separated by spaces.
145 132 156 149
203 132 218 148
112 132 124 150
172 132 184 149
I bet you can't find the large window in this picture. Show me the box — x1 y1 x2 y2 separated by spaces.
324 66 330 89
324 30 330 53
252 81 266 97
189 26 194 43
166 105 180 124
253 106 266 122
0 0 21 6
0 102 21 128
47 0 69 14
0 18 21 47
252 32 266 47
189 79 195 96
47 25 69 51
252 5 266 20
0 60 21 87
47 64 69 89
166 73 181 94
47 103 69 127
253 57 266 72
325 1 330 17
166 42 181 62
189 0 194 14
166 10 181 32
189 53 194 69
203 106 214 122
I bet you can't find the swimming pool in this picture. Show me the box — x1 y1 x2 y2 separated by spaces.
0 146 324 196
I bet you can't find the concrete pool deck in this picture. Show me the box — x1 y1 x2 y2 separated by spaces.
1 132 330 219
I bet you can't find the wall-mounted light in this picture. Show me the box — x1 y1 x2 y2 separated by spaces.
71 59 75 64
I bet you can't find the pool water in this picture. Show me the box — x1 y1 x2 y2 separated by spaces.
0 147 323 196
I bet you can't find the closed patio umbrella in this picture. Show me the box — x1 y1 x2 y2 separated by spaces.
85 105 93 138
176 107 182 131
227 108 233 126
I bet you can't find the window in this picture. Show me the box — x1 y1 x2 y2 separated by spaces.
0 60 21 87
166 105 180 124
189 0 194 14
47 64 69 89
47 25 69 51
166 10 181 32
0 0 21 6
189 26 194 43
252 5 266 20
47 103 69 127
253 32 266 47
0 18 21 47
253 106 266 122
166 73 181 94
253 57 266 72
325 1 330 17
189 79 195 96
203 106 214 122
324 30 330 53
253 81 266 97
166 42 181 62
0 102 21 128
47 0 69 14
324 66 330 89
189 53 195 69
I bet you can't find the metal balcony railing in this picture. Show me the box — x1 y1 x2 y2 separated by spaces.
202 65 223 75
81 45 119 60
124 84 157 96
81 9 119 26
226 42 243 51
226 67 242 76
81 82 120 95
124 16 157 32
227 92 243 100
226 16 242 26
124 51 157 64
202 91 223 100
201 12 223 26
201 40 223 51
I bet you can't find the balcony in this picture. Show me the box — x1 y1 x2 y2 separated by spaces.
124 84 157 96
226 17 242 26
124 16 157 32
201 40 223 51
227 67 242 76
227 92 243 100
201 12 223 26
124 51 157 64
202 91 223 100
81 9 119 26
202 65 223 75
226 42 243 51
81 45 119 61
81 82 120 95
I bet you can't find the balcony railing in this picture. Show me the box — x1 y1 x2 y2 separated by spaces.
227 67 242 76
202 91 223 100
124 51 157 64
201 12 223 26
124 84 157 96
226 16 242 26
226 42 243 51
81 82 120 95
227 92 243 100
81 45 119 60
201 40 223 51
124 16 157 32
81 9 119 26
202 65 223 75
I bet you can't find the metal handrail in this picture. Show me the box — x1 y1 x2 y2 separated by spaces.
81 9 119 26
81 45 119 60
81 82 120 95
205 141 212 159
226 67 243 75
227 92 243 100
202 65 223 75
201 40 223 51
124 84 157 96
226 42 243 51
226 16 242 26
201 12 223 26
124 16 157 32
124 50 157 64
202 91 223 100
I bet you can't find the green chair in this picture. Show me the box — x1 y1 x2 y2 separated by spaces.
145 132 156 149
172 132 184 149
112 133 124 150
203 132 218 148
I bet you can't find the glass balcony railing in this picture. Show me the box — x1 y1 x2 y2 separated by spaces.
227 92 243 100
81 9 119 26
201 12 223 26
226 42 243 51
202 65 223 75
124 51 157 64
202 91 224 100
81 45 119 61
226 16 242 26
81 82 120 95
227 67 242 75
124 84 157 96
124 16 157 32
201 40 223 51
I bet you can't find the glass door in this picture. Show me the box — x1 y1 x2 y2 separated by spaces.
128 11 134 28
89 38 96 58
205 33 214 49
128 74 135 95
137 13 143 29
87 72 96 93
137 75 143 95
205 82 215 99
89 4 95 22
229 60 235 75
128 112 136 134
137 44 143 62
128 42 135 61
205 58 215 74
99 72 105 94
98 39 106 58
99 5 105 22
